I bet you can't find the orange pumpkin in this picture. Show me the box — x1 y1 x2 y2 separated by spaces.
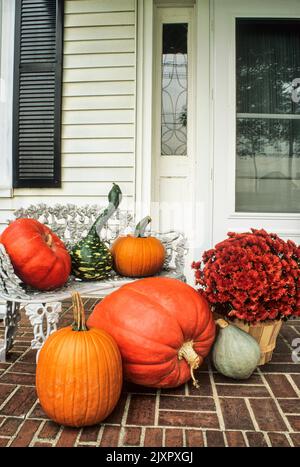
111 216 165 277
36 292 122 427
87 277 216 388
1 218 71 290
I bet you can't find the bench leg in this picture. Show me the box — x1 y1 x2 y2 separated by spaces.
25 302 62 362
0 301 21 362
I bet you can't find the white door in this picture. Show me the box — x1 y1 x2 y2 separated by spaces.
213 0 300 245
152 6 195 244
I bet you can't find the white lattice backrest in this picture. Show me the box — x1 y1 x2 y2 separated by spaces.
11 204 188 274
12 204 134 247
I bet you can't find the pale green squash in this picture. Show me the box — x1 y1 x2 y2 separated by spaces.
212 319 261 380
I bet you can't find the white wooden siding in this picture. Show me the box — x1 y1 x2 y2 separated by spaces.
0 0 136 231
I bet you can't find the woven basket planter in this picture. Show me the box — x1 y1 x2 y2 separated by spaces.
213 311 282 365
231 319 282 365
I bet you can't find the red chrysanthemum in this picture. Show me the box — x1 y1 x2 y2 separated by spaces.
192 229 300 323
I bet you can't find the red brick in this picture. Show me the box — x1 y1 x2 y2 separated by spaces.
246 432 268 447
77 444 96 447
100 426 120 447
104 393 127 424
187 373 212 396
225 431 246 447
291 374 300 390
206 430 225 447
19 350 37 363
262 363 300 373
0 417 23 436
280 325 299 343
0 384 17 404
0 438 9 447
165 429 183 447
123 427 141 446
79 425 100 443
277 399 300 414
38 421 61 440
10 362 36 374
160 385 186 396
271 354 296 363
28 403 50 420
0 363 10 370
0 372 35 386
264 374 298 398
219 398 254 430
160 395 215 412
213 373 263 385
249 399 288 432
268 432 291 447
33 442 53 447
287 415 300 431
273 337 292 354
290 433 300 447
124 382 157 395
158 411 219 429
217 385 269 397
10 420 41 447
1 386 37 417
126 395 156 426
185 430 204 447
56 427 80 447
144 428 163 447
6 352 22 363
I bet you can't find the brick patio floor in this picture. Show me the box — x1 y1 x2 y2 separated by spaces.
0 298 300 448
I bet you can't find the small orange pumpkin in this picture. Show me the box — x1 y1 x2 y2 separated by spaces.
111 216 165 277
36 292 122 427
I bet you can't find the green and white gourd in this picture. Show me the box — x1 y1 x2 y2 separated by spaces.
71 183 122 280
212 319 261 380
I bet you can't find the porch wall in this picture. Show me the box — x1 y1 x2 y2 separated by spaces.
0 0 137 232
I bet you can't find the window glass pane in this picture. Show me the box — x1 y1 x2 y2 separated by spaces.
236 19 300 212
161 23 188 155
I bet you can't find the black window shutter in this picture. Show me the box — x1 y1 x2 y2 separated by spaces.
13 0 64 188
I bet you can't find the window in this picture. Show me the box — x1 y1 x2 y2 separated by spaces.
236 19 300 213
0 0 14 197
13 0 64 188
161 23 188 156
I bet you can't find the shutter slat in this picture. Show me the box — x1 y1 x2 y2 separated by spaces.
14 0 63 188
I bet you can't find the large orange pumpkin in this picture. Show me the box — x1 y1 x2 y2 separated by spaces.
111 216 165 277
87 277 216 388
0 218 71 290
36 292 123 427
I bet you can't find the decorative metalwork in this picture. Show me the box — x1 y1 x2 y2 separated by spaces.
161 23 188 156
0 203 188 359
13 204 135 248
25 302 61 361
0 301 21 362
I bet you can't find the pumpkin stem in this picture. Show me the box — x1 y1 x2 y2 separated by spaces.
178 341 203 389
216 319 229 329
72 291 87 331
134 216 152 238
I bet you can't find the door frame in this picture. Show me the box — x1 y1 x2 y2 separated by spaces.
135 0 213 264
212 0 300 245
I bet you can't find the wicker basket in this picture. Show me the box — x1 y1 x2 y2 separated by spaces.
212 312 282 365
230 319 282 365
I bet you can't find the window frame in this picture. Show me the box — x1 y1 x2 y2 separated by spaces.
0 0 15 198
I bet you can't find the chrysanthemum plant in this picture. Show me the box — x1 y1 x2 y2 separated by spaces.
192 229 300 323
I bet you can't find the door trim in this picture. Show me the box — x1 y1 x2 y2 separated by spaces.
135 0 213 262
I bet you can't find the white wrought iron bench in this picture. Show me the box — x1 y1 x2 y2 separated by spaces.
0 204 187 362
